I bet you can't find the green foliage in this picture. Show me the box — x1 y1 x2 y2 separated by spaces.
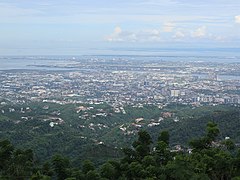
222 139 236 150
86 170 100 180
0 102 240 166
1 106 240 180
30 171 51 180
52 154 70 180
0 139 14 171
82 160 95 174
189 122 220 151
132 130 152 159
0 140 34 179
100 162 116 179
206 122 220 141
158 131 170 145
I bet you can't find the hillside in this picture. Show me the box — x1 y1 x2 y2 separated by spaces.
0 101 240 164
1 122 240 179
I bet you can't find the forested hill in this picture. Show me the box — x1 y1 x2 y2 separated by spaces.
147 106 240 146
0 102 240 166
1 122 240 179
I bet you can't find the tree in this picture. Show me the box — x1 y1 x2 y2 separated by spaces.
206 122 220 142
42 161 54 177
126 162 146 179
155 141 172 166
165 155 199 180
86 170 100 180
142 155 156 167
30 171 51 180
158 131 170 145
51 154 70 180
9 149 34 180
155 132 173 167
132 130 152 159
190 122 220 151
0 140 14 172
100 162 116 179
122 147 138 163
69 168 85 180
222 139 235 150
82 160 95 174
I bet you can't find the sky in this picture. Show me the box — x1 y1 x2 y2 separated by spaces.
0 0 240 55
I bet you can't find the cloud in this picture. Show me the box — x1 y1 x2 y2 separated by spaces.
163 22 175 32
114 26 122 34
106 26 136 42
235 15 240 23
107 27 124 42
173 31 185 39
191 26 206 38
106 25 230 43
106 27 161 42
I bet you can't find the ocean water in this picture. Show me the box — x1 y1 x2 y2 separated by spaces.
193 73 240 81
0 55 240 70
0 57 74 70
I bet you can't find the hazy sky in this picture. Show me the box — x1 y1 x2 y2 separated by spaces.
0 0 240 55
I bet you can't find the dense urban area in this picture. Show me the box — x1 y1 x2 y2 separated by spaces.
1 56 240 106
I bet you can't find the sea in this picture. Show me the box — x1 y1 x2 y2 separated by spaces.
0 56 239 81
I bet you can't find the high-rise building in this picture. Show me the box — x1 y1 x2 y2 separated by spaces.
170 89 180 97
